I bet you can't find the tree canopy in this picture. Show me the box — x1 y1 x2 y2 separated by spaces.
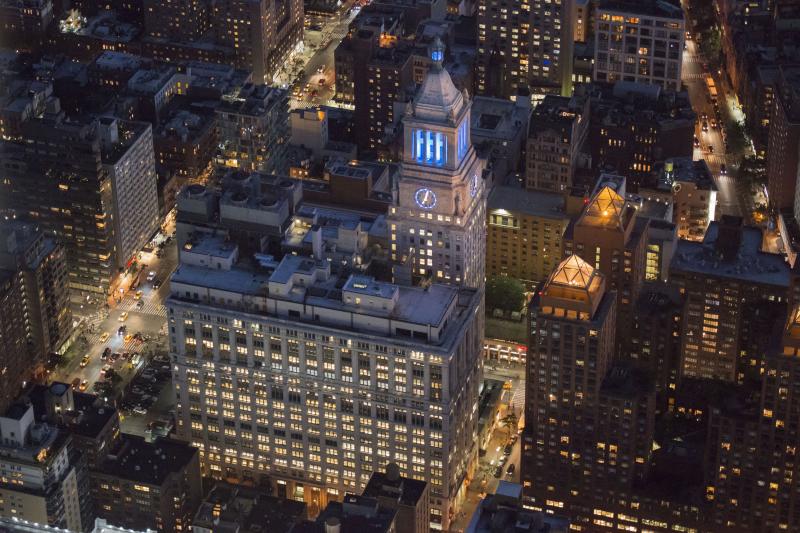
486 276 526 313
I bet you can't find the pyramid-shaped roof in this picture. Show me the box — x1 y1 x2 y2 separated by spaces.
577 185 627 231
410 38 466 123
549 254 596 289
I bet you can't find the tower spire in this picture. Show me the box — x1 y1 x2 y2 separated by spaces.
431 36 445 69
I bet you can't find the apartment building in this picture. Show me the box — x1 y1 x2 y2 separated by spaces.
594 0 685 91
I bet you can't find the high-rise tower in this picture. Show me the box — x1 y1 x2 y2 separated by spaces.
388 38 486 288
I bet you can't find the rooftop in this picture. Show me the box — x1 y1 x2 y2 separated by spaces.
579 186 628 230
487 185 566 219
362 465 428 507
598 0 683 19
671 220 790 286
193 482 306 533
98 435 197 487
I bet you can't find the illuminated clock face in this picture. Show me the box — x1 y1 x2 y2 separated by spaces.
415 188 437 209
470 174 479 198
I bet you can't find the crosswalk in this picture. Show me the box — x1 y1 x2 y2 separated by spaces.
118 296 166 318
705 153 727 166
509 387 525 413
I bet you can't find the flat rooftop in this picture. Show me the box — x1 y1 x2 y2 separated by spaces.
671 221 790 286
98 435 197 486
488 185 567 219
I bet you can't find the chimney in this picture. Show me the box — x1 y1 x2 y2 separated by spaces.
311 224 323 260
324 517 341 533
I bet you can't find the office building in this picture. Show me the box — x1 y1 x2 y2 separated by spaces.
486 185 570 285
525 94 589 193
766 66 800 214
564 183 649 349
92 436 202 532
388 39 486 288
521 255 618 511
594 0 685 91
475 0 573 98
670 217 790 382
585 81 695 190
192 481 307 532
362 463 430 533
0 113 117 295
0 403 88 531
0 221 71 370
100 118 160 269
169 238 483 528
215 84 289 176
213 0 303 84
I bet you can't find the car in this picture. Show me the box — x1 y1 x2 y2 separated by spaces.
71 377 81 389
124 334 133 343
118 311 128 322
100 364 112 378
311 89 319 97
702 121 709 133
79 379 89 391
504 444 513 455
133 406 147 415
693 136 700 148
711 119 719 130
707 144 714 153
506 463 516 475
102 347 112 359
701 112 708 121
152 279 161 289
146 270 156 282
493 466 503 478
720 164 727 175
110 352 121 362
133 290 143 300
99 332 110 343
117 325 126 335
80 355 90 368
136 300 144 308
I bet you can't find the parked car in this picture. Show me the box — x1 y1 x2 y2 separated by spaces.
79 379 89 391
71 377 81 389
506 463 516 476
504 444 513 455
493 466 503 478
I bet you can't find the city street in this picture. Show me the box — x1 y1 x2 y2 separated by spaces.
280 7 360 110
450 363 526 531
681 20 762 226
57 224 179 436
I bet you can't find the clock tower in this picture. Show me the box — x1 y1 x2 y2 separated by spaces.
388 37 486 288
